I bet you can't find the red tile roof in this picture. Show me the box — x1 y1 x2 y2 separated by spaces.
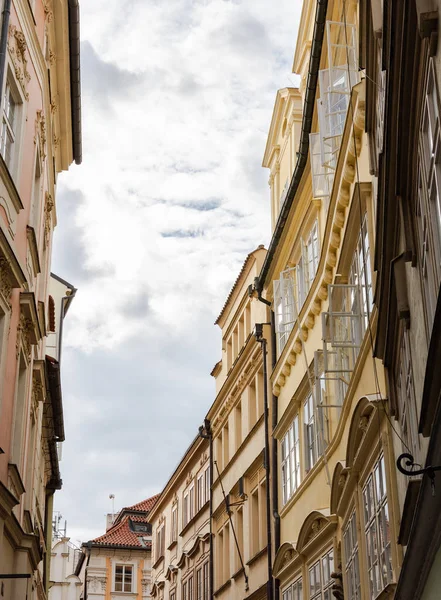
126 494 160 513
91 514 151 549
89 494 159 550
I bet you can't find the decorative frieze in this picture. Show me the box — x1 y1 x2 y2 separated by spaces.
16 314 32 360
8 25 30 100
34 110 47 163
44 192 54 249
42 0 54 22
0 257 12 307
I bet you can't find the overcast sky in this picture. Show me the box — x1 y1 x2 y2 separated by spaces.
52 0 302 546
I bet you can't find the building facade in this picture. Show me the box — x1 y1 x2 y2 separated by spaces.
150 437 210 600
49 534 83 600
0 0 81 598
360 0 441 598
77 495 158 600
255 1 405 599
208 245 271 600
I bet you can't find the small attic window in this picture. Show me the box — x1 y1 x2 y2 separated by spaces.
282 118 288 138
48 295 55 332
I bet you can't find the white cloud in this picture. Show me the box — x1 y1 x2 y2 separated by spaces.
52 0 302 541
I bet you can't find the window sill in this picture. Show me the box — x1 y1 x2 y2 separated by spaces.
232 567 244 581
167 539 178 551
152 555 164 570
246 546 267 567
213 579 231 597
374 583 396 599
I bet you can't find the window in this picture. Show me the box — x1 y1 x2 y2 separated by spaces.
304 393 319 471
281 415 301 505
31 147 42 229
188 575 194 600
304 221 320 289
197 473 204 511
395 329 419 460
183 484 194 527
197 567 203 600
349 214 373 331
0 79 19 172
197 466 210 511
363 455 392 599
115 565 133 593
171 503 178 543
182 581 188 600
171 593 176 600
344 512 361 600
203 562 209 600
156 522 165 560
11 352 28 467
250 474 267 557
283 578 303 600
309 548 334 600
417 59 441 334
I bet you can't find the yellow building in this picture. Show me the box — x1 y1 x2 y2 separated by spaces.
255 1 404 599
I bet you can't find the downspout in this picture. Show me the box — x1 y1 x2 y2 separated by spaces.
67 0 82 164
256 0 329 294
254 287 280 599
254 324 273 600
198 420 214 600
0 0 12 98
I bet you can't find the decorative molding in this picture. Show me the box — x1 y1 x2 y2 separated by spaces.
44 192 54 249
34 110 47 163
8 25 31 100
0 256 12 307
48 50 56 66
42 0 54 22
16 313 32 360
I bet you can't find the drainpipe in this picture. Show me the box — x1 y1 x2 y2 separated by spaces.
254 324 273 600
198 420 213 600
253 283 281 600
0 0 11 98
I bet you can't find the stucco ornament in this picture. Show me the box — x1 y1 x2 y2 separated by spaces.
0 256 12 307
34 110 47 163
87 577 98 593
42 0 54 22
142 579 151 595
308 518 324 541
282 549 294 566
44 192 54 249
8 25 30 100
331 570 344 600
359 415 369 432
16 314 32 360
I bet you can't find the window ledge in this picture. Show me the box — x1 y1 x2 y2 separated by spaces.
152 555 164 570
213 578 232 596
167 539 178 551
246 546 268 567
232 567 244 581
374 583 396 599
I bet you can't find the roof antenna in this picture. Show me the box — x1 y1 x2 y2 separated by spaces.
109 494 115 524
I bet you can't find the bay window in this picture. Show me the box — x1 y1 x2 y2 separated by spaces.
309 548 334 600
282 578 303 600
343 512 361 600
281 415 301 504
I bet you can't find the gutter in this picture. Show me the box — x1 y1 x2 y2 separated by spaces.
68 0 82 165
256 0 329 293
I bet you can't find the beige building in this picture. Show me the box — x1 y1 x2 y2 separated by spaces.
208 245 271 600
49 533 83 600
150 436 210 600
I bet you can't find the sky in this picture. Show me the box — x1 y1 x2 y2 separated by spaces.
51 0 302 546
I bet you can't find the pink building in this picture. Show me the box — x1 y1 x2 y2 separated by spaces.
0 0 81 598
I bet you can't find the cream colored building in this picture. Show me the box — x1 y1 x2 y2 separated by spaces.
208 245 271 600
150 436 210 600
49 536 83 600
77 495 158 600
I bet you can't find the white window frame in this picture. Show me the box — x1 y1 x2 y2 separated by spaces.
282 577 303 600
114 563 135 593
308 548 334 600
281 415 301 505
0 67 24 179
304 393 319 471
396 329 420 461
343 511 361 600
171 502 178 543
362 454 393 599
